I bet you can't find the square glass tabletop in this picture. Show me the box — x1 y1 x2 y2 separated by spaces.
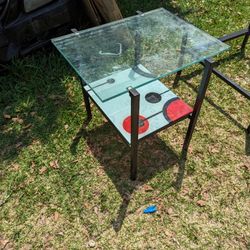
52 8 229 102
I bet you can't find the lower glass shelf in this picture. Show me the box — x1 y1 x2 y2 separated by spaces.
85 79 193 144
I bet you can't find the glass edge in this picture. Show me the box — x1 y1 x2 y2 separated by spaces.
51 6 231 103
51 43 83 82
97 44 230 102
156 44 231 82
51 8 164 43
51 42 230 102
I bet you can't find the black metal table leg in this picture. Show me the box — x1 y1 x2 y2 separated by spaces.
129 87 140 180
173 70 182 87
247 125 250 135
241 23 250 53
80 79 92 120
182 60 213 156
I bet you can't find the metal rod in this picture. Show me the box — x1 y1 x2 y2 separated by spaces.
212 68 250 100
241 24 250 52
218 28 248 42
182 60 213 156
247 125 250 134
129 87 140 180
200 61 250 100
173 70 182 87
80 80 92 120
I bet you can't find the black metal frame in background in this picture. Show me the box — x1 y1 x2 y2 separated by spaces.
200 24 250 134
80 23 249 180
214 25 250 133
206 23 250 100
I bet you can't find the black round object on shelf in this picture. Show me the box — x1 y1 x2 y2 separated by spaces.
145 92 162 103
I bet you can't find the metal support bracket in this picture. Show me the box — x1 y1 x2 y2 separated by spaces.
214 24 250 99
241 23 250 53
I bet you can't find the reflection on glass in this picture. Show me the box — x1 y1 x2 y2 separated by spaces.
52 8 229 101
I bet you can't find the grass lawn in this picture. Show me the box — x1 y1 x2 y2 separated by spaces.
0 0 250 249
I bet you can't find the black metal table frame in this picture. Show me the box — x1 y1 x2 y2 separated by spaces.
80 23 249 181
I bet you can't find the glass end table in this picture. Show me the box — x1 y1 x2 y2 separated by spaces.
52 8 229 180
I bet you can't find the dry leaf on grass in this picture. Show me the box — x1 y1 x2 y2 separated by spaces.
181 188 190 196
143 184 154 192
20 244 32 250
3 114 11 119
39 167 47 174
49 160 59 169
237 162 250 171
93 207 98 215
209 145 220 154
83 202 92 210
0 239 11 249
54 211 60 221
30 162 35 173
12 117 24 124
12 163 20 171
189 145 194 154
87 240 96 248
164 229 175 238
201 192 209 201
197 200 206 207
167 207 174 215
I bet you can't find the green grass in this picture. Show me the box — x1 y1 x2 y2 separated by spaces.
0 0 250 249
